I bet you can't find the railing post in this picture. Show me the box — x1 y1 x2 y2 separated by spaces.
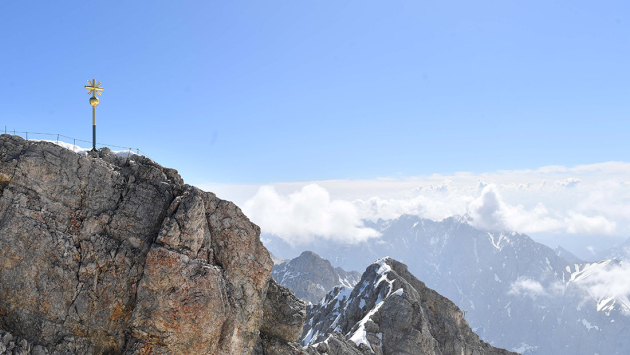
57 134 59 144
26 132 28 140
73 139 76 152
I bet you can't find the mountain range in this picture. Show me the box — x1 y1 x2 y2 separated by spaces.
265 214 630 354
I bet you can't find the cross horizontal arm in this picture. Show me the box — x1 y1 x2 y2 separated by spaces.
84 86 104 91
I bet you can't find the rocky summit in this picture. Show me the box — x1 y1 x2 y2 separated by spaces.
300 257 519 355
0 136 305 355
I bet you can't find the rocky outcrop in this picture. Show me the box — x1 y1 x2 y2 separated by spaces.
272 251 360 304
303 334 365 355
1 328 48 355
300 257 518 355
261 278 306 343
0 136 304 355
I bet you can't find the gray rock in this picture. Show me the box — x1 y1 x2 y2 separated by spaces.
252 333 306 355
303 333 366 355
261 278 306 343
0 329 50 355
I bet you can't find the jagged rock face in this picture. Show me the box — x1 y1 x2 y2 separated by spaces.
300 258 517 355
261 278 306 343
0 136 277 355
272 251 360 304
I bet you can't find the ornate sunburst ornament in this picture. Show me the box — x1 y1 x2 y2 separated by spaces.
85 79 103 97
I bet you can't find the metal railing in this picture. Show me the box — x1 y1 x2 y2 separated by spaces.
2 125 150 158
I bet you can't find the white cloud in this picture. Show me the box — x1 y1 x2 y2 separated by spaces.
466 185 616 235
242 184 380 245
468 185 506 231
203 161 630 243
578 262 630 301
508 277 566 300
565 212 617 236
353 191 473 222
556 178 581 188
508 277 548 298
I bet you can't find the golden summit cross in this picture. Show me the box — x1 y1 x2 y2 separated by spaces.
84 79 104 151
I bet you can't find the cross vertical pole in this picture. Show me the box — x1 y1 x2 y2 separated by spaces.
93 105 96 150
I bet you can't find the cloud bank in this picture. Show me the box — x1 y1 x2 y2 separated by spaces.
212 161 630 246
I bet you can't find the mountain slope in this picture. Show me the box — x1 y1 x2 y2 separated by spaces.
554 245 584 263
300 257 517 355
604 236 630 261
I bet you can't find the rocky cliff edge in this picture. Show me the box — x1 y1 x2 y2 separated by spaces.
0 135 305 355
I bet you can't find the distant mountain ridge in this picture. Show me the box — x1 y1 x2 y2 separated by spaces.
604 236 630 261
272 251 360 304
264 214 630 354
553 245 584 263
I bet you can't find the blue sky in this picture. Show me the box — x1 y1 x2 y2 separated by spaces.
2 1 630 256
2 1 628 185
